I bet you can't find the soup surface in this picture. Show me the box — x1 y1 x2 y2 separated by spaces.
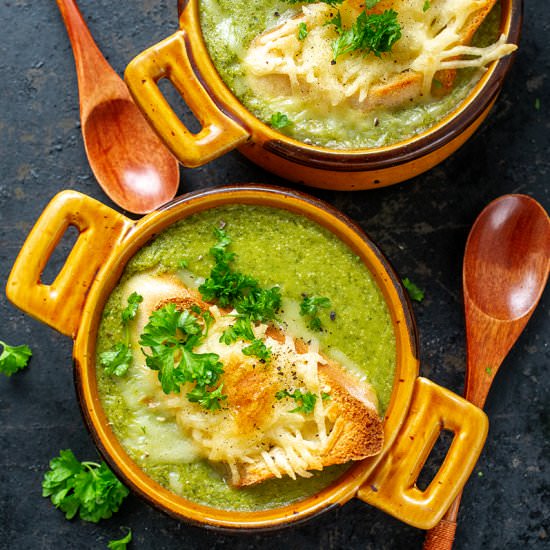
199 0 503 149
97 205 396 510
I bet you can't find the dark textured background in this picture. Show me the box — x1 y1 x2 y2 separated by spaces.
0 1 548 549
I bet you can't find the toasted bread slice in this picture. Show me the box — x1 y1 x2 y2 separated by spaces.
243 0 516 111
135 276 384 487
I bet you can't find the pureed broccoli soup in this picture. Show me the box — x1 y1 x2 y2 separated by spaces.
96 205 395 511
199 0 509 149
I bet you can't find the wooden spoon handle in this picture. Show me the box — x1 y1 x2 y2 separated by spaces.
422 518 457 549
423 493 462 550
56 0 126 112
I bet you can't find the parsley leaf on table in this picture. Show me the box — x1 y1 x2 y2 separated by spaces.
42 449 129 523
0 341 32 376
402 278 425 302
108 528 132 550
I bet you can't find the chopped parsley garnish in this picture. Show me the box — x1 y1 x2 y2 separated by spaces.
200 227 280 360
276 389 330 414
365 0 381 7
331 9 402 60
108 529 132 550
0 340 32 376
242 339 272 362
423 1 431 11
402 278 425 302
121 291 143 323
298 22 308 40
139 303 226 409
282 0 343 5
299 295 332 331
99 292 143 377
270 112 291 129
42 449 129 523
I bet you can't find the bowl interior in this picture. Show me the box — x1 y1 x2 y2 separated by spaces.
180 0 521 165
74 185 419 530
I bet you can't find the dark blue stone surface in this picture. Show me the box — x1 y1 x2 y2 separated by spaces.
0 1 548 548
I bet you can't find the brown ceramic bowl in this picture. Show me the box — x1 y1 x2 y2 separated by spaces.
6 185 488 530
124 0 522 190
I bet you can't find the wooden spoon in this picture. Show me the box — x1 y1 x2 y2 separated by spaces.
56 0 179 214
423 194 550 549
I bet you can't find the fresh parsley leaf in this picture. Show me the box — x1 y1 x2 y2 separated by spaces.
220 316 255 345
121 292 143 323
270 112 291 129
42 449 128 523
0 341 32 376
402 278 425 302
108 528 132 550
299 295 332 331
139 304 226 408
242 339 272 362
298 22 308 40
365 0 380 7
187 383 227 411
179 258 189 269
423 0 431 11
276 389 318 414
99 343 133 377
199 227 282 322
101 293 143 377
282 0 343 5
332 9 402 60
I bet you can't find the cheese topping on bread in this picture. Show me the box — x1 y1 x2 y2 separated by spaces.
126 274 384 487
243 0 517 111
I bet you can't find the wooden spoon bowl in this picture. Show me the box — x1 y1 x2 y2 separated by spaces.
57 0 179 214
424 194 550 549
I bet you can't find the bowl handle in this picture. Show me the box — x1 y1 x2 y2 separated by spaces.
357 377 488 530
124 30 250 168
6 191 133 338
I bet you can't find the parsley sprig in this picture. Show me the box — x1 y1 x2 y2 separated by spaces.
330 9 402 60
99 292 143 377
199 227 281 360
300 295 332 331
42 449 129 523
0 340 32 376
275 389 330 414
139 303 226 409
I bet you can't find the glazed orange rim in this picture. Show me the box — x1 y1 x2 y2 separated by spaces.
179 0 522 170
73 184 419 530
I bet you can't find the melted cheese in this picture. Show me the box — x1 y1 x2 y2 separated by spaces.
119 272 364 485
243 0 516 110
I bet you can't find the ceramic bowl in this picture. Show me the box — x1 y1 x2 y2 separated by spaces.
6 185 488 530
123 0 522 190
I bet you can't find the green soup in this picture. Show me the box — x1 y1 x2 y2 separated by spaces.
199 0 502 149
97 205 396 511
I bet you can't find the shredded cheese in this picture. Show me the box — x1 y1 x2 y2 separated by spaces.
243 0 517 110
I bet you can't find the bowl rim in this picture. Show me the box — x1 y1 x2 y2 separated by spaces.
72 184 420 530
178 0 522 170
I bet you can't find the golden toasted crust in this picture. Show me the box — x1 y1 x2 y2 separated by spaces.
234 326 384 487
245 0 507 110
154 297 384 487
